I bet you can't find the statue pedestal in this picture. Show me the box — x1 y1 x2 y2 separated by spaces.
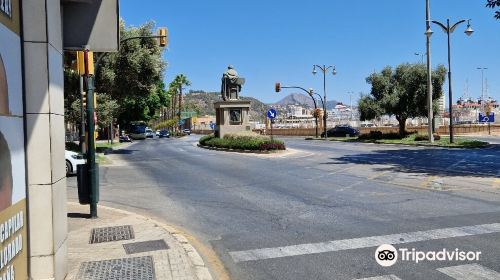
214 100 251 138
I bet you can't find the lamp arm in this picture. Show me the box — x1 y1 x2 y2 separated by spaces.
431 20 449 33
450 20 466 33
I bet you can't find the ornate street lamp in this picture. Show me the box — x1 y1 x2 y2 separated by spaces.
312 65 336 139
432 19 473 143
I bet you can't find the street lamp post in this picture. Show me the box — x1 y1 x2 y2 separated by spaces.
425 0 434 143
432 19 473 143
347 91 354 121
477 67 488 110
312 65 336 139
414 52 425 64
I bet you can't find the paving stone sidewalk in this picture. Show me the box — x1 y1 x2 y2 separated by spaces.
66 202 213 280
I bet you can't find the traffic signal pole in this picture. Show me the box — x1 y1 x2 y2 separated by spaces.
84 49 98 218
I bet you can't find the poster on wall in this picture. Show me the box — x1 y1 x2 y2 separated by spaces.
0 0 28 279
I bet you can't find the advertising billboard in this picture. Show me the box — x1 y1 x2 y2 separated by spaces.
0 0 28 278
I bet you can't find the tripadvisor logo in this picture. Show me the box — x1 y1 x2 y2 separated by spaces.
375 244 398 267
375 244 481 267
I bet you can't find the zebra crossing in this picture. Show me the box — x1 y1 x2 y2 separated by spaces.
355 263 500 280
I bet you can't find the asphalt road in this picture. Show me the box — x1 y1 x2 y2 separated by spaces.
67 136 500 280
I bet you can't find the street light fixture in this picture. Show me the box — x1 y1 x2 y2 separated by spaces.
432 18 473 143
312 64 336 139
414 52 425 64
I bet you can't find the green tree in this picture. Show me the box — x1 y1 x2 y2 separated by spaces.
95 93 120 129
487 0 500 19
359 63 447 135
169 74 191 118
95 20 167 126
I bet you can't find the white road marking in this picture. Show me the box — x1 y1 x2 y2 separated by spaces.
437 263 500 280
354 275 401 280
229 222 500 263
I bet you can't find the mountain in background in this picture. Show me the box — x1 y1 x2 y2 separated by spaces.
183 91 348 121
183 91 268 121
275 93 341 110
275 93 315 108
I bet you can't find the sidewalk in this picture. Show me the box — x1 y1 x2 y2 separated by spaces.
66 202 213 280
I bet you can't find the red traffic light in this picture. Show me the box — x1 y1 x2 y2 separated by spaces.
275 82 281 92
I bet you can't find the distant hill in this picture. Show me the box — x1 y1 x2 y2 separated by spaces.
183 91 268 121
275 93 340 110
275 93 315 108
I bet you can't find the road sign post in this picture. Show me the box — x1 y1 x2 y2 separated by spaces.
479 112 494 135
267 109 277 141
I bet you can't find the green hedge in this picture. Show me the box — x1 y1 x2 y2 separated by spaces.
199 133 286 151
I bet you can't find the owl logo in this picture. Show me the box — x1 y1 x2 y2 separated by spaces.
0 53 10 116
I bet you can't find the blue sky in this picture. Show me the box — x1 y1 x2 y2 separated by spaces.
120 0 499 105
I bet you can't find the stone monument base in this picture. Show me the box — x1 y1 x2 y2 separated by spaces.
214 100 251 138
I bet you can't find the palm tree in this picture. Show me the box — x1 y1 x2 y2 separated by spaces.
167 86 177 119
172 74 191 119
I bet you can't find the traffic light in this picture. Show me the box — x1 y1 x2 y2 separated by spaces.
158 27 168 47
275 82 281 92
76 51 94 75
313 108 321 118
82 91 87 107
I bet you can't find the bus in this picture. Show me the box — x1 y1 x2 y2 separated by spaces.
129 122 147 140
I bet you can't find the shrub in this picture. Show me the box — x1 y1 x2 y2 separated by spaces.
199 134 215 145
199 132 285 151
414 133 441 141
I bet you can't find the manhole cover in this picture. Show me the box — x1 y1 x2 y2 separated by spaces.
123 239 169 254
76 256 155 280
90 225 134 244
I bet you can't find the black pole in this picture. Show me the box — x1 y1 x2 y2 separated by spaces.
313 99 318 138
85 50 98 218
79 76 86 154
322 66 327 139
447 19 454 143
270 119 274 141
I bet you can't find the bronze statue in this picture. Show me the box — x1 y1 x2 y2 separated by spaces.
221 65 245 101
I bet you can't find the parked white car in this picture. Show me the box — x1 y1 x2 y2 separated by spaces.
65 150 85 176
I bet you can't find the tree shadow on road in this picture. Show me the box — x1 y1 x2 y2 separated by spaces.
322 145 500 178
108 149 139 155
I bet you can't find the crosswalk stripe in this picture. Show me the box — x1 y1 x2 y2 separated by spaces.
229 222 500 263
354 275 402 280
437 263 500 280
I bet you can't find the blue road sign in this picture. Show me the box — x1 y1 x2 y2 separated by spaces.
479 112 495 123
267 108 277 119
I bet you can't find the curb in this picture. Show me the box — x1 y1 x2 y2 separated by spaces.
68 202 214 280
197 143 286 154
